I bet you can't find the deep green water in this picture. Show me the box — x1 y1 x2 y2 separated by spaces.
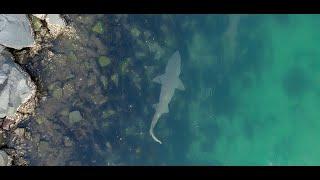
24 14 320 165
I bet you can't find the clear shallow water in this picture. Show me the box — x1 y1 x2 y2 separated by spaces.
23 14 320 165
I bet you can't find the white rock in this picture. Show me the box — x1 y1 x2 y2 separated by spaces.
0 50 36 118
46 14 66 27
0 14 35 49
0 150 10 166
45 14 66 37
32 14 47 20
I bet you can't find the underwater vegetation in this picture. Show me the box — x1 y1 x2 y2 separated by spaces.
20 14 182 165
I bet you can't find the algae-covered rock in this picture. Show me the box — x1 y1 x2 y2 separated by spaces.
32 14 46 20
62 82 75 98
102 121 109 129
92 22 104 34
67 52 77 62
48 81 62 91
130 27 141 37
131 71 142 90
31 17 43 32
147 41 164 60
120 58 130 75
68 110 83 124
111 74 118 87
102 109 115 119
90 94 108 105
35 116 46 125
52 87 63 99
98 56 111 67
135 147 141 155
100 75 108 89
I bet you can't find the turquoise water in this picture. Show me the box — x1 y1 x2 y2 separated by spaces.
24 14 320 165
177 14 320 165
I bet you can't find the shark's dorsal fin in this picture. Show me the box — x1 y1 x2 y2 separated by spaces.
177 78 185 91
152 74 166 84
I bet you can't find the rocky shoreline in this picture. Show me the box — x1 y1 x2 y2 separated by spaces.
0 14 180 165
0 14 71 166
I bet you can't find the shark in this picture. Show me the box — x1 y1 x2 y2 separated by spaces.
149 50 185 144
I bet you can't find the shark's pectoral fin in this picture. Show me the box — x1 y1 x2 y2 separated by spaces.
177 78 185 91
152 74 166 84
163 104 169 113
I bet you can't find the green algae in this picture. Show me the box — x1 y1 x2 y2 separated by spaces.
98 56 111 67
92 22 104 34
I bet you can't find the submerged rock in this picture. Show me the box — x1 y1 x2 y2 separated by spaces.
0 14 35 49
98 56 111 67
102 109 115 119
31 17 43 32
92 22 104 34
130 26 141 37
111 74 118 87
0 50 36 119
68 110 83 124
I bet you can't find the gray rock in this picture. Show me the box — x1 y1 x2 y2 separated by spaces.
0 50 36 118
0 150 10 166
46 14 66 27
32 14 46 20
45 14 66 37
0 45 4 53
0 14 35 50
68 110 83 124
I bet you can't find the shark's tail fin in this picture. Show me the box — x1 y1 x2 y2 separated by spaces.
150 128 162 144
